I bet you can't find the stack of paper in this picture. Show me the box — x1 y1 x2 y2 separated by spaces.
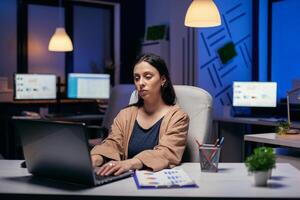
134 168 197 188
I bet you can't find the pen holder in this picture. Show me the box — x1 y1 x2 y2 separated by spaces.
199 145 221 172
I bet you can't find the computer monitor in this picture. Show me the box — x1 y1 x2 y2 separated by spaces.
233 81 277 107
14 74 57 100
67 73 110 99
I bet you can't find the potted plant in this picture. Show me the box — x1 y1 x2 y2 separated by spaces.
245 147 276 186
275 120 290 135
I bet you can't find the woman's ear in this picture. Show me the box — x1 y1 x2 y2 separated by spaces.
161 75 166 86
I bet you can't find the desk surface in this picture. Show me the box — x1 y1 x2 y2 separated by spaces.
0 160 300 199
244 133 300 148
214 117 300 129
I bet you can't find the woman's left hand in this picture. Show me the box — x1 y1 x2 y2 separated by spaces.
95 158 143 176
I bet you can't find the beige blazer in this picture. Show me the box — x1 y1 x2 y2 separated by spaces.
91 104 189 171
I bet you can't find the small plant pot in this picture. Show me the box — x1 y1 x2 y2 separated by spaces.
253 171 269 186
268 169 272 179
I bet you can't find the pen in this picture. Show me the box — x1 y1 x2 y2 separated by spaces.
214 138 219 146
218 137 224 147
194 137 202 147
208 137 224 164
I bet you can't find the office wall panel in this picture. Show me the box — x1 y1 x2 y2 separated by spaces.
0 0 17 88
146 0 252 116
198 0 252 116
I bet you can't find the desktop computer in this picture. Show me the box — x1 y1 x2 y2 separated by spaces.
231 81 281 120
67 73 110 99
233 81 277 108
14 73 57 100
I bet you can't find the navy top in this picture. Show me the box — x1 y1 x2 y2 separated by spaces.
127 118 163 159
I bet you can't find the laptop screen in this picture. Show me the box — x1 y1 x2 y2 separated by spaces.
15 119 96 186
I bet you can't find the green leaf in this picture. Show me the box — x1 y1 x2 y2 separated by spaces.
245 147 276 172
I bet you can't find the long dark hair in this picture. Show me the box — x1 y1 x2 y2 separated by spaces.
133 53 176 106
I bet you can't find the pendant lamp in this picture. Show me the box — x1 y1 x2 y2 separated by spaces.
185 0 221 27
48 0 73 52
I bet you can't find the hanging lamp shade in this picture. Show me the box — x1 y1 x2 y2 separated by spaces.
48 27 73 52
184 0 221 27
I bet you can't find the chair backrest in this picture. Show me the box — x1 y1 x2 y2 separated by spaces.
129 85 213 162
102 84 135 129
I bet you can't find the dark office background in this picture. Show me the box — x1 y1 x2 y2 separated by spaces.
0 0 300 159
1 0 299 105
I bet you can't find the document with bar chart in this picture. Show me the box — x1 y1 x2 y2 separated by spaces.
133 168 197 189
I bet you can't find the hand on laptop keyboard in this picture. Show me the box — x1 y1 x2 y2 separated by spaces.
94 170 133 185
91 155 104 168
94 159 143 176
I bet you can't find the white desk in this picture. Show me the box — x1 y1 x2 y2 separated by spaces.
0 160 300 199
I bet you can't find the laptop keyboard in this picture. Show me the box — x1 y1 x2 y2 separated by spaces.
95 170 133 185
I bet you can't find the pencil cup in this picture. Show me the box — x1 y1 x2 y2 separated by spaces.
199 145 221 172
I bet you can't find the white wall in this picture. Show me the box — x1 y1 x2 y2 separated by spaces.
169 0 196 85
145 0 194 85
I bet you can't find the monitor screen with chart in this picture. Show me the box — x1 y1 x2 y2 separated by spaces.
67 73 110 99
14 74 57 100
233 82 277 107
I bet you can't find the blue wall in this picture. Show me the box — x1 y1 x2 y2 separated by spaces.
197 0 252 116
272 0 300 100
259 0 268 82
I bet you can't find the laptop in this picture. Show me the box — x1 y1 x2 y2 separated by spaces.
15 119 133 186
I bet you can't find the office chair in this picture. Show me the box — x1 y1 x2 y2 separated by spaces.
89 84 135 147
129 85 213 162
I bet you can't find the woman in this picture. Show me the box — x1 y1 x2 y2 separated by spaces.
91 53 189 176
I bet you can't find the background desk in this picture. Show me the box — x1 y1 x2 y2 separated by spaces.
244 133 300 148
0 161 300 199
244 133 300 170
214 117 300 129
213 117 300 162
0 100 102 159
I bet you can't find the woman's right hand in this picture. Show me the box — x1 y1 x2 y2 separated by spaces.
91 155 104 167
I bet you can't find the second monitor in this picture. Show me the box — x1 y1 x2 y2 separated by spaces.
233 81 277 107
14 73 57 100
67 73 110 99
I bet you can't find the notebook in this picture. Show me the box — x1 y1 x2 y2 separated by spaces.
15 119 133 186
133 168 197 188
